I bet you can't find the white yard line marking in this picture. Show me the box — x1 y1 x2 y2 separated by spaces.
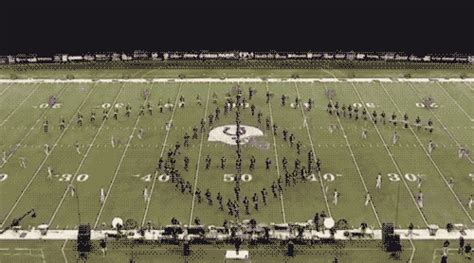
408 239 416 263
408 83 474 164
141 84 183 226
293 83 332 218
61 239 68 263
40 248 46 263
0 84 39 127
94 85 154 228
47 84 126 226
350 83 429 227
266 82 287 223
0 85 96 228
0 83 13 97
318 83 381 227
188 84 211 225
0 86 69 168
436 82 474 122
380 82 474 223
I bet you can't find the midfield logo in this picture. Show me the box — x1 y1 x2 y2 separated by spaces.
208 125 264 145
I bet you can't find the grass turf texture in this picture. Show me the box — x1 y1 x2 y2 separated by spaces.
0 78 472 262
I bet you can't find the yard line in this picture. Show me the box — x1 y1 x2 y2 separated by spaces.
266 82 287 223
465 82 474 91
350 83 429 227
0 85 96 228
436 82 474 122
61 239 68 263
141 84 183 226
0 84 40 127
408 82 474 164
93 84 154 228
0 86 68 168
379 82 473 223
408 239 416 263
47 84 126 226
0 83 13 97
292 83 332 218
39 248 46 263
318 83 381 227
188 84 211 226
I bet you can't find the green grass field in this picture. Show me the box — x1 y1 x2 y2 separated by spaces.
0 75 472 262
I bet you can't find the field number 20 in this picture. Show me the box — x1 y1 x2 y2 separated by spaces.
352 102 376 108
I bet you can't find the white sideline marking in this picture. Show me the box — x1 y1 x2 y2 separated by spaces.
408 82 474 164
350 82 430 227
94 87 153 228
0 84 39 127
380 82 474 224
47 84 125 226
0 85 96 228
266 82 287 223
141 84 183 226
436 82 474 122
320 83 381 227
293 83 332 218
2 77 474 84
0 86 68 168
61 239 68 263
188 84 211 226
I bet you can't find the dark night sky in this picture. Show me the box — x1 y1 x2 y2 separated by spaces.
1 6 473 56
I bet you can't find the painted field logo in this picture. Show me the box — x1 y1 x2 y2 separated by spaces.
209 125 264 145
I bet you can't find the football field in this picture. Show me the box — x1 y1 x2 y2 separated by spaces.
0 77 472 262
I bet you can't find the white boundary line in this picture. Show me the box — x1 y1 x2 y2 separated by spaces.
0 84 39 127
188 84 211 225
47 84 126 226
141 84 183 226
0 85 96 228
0 86 68 168
94 85 154 228
292 83 332 218
61 239 68 263
0 83 13 97
379 82 474 223
0 77 474 84
349 82 430 227
266 82 287 223
1 77 474 84
319 83 382 227
436 82 474 122
407 82 474 164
